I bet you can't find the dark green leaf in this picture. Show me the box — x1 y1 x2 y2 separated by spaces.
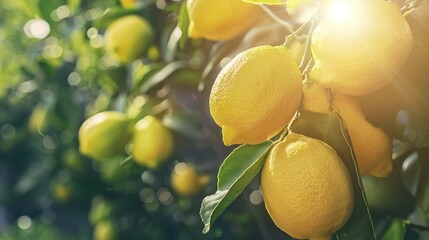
162 108 199 139
38 0 60 24
289 109 376 240
140 60 188 93
200 141 273 234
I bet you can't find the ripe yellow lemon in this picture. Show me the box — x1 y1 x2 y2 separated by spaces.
209 45 302 146
131 116 173 168
302 83 393 177
310 0 413 95
105 15 153 64
79 111 131 161
262 133 354 240
171 162 209 196
187 0 262 41
119 0 143 8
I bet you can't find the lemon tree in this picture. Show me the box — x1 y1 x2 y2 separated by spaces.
1 0 429 239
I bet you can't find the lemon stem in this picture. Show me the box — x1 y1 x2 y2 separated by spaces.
283 8 317 47
401 0 422 13
120 156 133 167
298 18 316 70
259 5 294 32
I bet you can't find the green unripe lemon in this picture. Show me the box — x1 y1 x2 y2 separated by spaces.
78 111 131 160
105 15 153 64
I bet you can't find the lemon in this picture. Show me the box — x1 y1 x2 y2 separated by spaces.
94 221 117 240
119 0 143 8
131 116 173 168
187 0 262 41
209 45 302 146
262 133 354 240
105 15 153 64
302 83 393 177
171 162 209 196
28 104 49 133
78 111 131 161
52 181 72 203
310 0 413 95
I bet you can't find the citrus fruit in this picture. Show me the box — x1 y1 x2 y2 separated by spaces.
28 104 50 133
78 111 131 161
171 162 209 196
119 0 143 8
104 15 153 64
94 221 117 240
131 115 173 168
302 83 393 177
262 133 354 240
187 0 262 41
310 0 413 95
209 45 302 146
51 181 72 203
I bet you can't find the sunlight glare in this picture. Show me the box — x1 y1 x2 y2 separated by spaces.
329 1 354 22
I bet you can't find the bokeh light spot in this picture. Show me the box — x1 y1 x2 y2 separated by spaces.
17 216 32 230
0 124 16 140
24 19 50 39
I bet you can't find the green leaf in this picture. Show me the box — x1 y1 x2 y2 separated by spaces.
140 60 188 93
38 0 60 24
289 109 376 240
381 219 406 240
177 0 190 49
242 0 286 5
92 7 142 29
162 108 199 139
67 0 81 14
200 141 273 234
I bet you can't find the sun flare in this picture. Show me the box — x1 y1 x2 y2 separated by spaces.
329 1 354 22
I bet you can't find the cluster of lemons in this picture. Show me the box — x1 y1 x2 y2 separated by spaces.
78 111 207 196
188 0 413 239
78 0 208 206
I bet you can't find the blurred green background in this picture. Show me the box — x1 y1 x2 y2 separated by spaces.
1 0 429 239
